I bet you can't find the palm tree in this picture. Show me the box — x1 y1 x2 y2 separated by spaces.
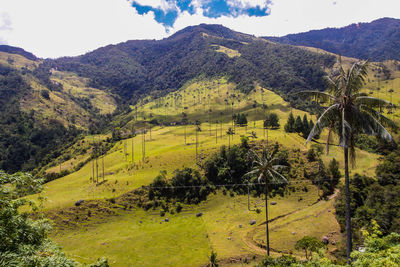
245 148 287 256
226 127 235 148
195 121 201 163
298 58 396 264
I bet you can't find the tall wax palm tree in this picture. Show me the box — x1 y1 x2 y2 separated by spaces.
226 127 235 148
298 58 396 264
195 122 201 163
245 148 287 256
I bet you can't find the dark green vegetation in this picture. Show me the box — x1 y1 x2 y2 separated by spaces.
265 18 400 61
264 113 280 128
284 112 315 138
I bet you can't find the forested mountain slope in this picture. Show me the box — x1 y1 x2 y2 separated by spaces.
0 51 116 173
264 18 400 61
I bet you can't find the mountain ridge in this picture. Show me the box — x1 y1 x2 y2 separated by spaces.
263 17 400 61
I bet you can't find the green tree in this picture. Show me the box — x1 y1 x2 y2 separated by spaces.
328 158 341 189
245 148 287 256
0 171 80 266
264 113 280 129
284 112 295 133
207 250 219 267
226 127 235 148
302 114 310 137
298 58 396 263
295 236 325 260
294 115 303 133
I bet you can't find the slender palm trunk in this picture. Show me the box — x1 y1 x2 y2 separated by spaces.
265 182 270 256
102 152 105 182
344 146 352 264
343 109 352 264
326 125 332 155
195 129 198 163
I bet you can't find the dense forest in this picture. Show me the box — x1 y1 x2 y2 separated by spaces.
265 18 400 61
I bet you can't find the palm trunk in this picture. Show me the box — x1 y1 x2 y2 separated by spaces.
265 182 270 256
343 109 352 264
344 146 352 264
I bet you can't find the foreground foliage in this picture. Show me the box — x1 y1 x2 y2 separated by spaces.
257 222 400 266
0 170 107 266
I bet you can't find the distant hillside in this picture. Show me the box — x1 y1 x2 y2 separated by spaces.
0 51 117 173
264 18 400 61
43 24 335 102
0 45 38 61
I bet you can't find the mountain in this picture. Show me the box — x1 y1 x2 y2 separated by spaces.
0 24 336 173
43 24 334 101
264 18 400 61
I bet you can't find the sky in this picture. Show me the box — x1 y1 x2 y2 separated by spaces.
0 0 399 58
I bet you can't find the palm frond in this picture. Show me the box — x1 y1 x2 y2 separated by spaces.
295 91 335 103
349 106 393 142
306 104 340 144
356 96 393 109
346 60 369 95
359 105 398 130
270 169 288 184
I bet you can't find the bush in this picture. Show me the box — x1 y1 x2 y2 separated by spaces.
41 89 50 100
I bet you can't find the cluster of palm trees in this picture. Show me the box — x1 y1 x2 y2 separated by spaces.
245 58 396 264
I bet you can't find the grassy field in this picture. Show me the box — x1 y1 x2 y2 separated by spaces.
31 76 389 266
51 188 336 266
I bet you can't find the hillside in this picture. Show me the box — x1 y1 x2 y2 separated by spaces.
0 51 117 173
264 18 400 61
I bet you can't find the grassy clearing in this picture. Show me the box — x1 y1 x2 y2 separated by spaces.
51 70 117 115
212 45 241 58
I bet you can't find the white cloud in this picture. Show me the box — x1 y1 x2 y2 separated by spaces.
129 0 177 12
0 0 399 58
0 0 167 58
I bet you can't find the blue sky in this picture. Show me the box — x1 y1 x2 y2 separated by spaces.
0 0 399 58
131 0 271 28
